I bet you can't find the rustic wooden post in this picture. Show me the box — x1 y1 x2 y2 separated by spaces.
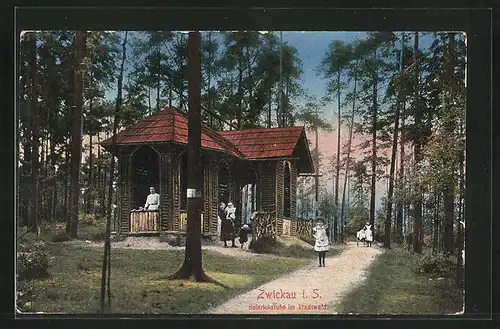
159 150 171 232
118 149 132 235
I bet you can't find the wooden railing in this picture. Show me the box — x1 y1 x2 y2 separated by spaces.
129 211 161 233
179 211 204 234
251 211 277 240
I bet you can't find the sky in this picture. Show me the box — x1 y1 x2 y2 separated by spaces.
103 31 438 214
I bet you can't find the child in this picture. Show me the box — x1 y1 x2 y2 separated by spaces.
238 224 251 249
313 218 329 267
364 222 373 247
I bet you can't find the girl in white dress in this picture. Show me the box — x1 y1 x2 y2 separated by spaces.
313 218 329 267
364 222 373 247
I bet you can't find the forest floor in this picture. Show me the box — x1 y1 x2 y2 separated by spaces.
206 242 382 314
16 239 309 314
17 222 462 315
335 247 464 315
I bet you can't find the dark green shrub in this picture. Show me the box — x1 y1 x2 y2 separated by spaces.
51 231 71 242
249 235 279 254
412 253 456 278
91 231 107 241
17 241 51 280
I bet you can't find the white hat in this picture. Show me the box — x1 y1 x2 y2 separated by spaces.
242 224 249 229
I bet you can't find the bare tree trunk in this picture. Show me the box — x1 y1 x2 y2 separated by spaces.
67 31 85 238
395 37 407 244
369 51 378 236
63 137 70 222
340 66 357 242
314 107 319 219
87 94 94 214
444 33 457 255
100 31 128 313
384 33 405 248
168 32 225 286
278 31 283 127
27 33 40 233
148 87 152 114
268 88 272 128
412 31 423 254
432 190 438 254
335 58 342 242
456 112 465 285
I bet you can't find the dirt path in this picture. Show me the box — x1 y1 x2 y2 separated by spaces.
62 236 291 260
206 242 383 314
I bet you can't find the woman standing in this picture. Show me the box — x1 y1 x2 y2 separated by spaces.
220 202 236 247
313 218 329 267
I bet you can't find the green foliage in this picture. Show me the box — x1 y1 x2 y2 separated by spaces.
345 204 369 237
17 240 51 281
412 252 456 278
336 247 462 314
51 232 71 242
249 235 279 254
249 235 322 259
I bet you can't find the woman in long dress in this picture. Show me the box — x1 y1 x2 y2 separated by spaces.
220 202 236 247
313 218 329 267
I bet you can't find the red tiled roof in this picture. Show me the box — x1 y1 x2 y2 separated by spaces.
219 127 305 159
101 108 244 158
100 108 313 172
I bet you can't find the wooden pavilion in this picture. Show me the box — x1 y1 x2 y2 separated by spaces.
101 107 315 238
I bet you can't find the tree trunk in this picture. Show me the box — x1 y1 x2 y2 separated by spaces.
156 47 161 112
63 138 70 222
27 33 40 233
97 132 105 215
169 86 172 108
412 31 423 254
87 96 94 214
100 31 128 313
456 111 465 286
395 37 407 244
278 31 283 127
443 187 454 254
432 191 438 254
314 108 319 219
369 51 378 236
237 46 244 129
50 137 57 220
335 58 341 242
168 32 225 286
384 33 405 248
340 66 357 243
443 33 457 255
207 32 213 124
148 87 152 114
66 31 85 238
268 88 272 128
